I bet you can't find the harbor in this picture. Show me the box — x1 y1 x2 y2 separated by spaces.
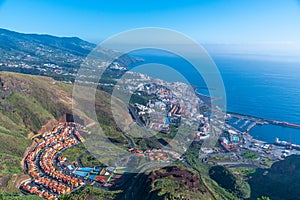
227 111 300 130
226 111 300 147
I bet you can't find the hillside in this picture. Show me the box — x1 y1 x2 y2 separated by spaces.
248 155 300 200
0 28 95 57
0 72 129 194
123 164 239 200
0 28 92 79
209 165 250 199
0 72 68 177
0 28 140 83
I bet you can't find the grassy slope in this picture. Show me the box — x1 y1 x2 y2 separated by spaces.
248 155 300 200
121 143 238 200
0 72 70 178
0 72 127 194
127 165 238 200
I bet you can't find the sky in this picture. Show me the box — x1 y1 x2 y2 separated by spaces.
0 0 300 47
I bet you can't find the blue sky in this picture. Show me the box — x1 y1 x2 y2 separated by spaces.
0 0 300 45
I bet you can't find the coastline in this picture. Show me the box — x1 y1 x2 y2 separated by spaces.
195 88 300 129
195 88 300 147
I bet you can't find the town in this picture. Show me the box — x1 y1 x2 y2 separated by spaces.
122 72 300 170
20 121 187 200
21 122 126 200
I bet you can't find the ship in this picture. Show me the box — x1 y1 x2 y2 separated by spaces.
274 138 300 150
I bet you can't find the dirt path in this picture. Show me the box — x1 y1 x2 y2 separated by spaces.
86 121 96 128
20 141 37 170
11 174 31 191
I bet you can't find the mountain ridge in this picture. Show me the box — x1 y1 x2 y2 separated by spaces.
0 27 141 85
0 27 95 52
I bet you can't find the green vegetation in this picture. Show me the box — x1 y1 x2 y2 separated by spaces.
0 31 271 199
67 185 123 200
209 165 251 199
0 74 66 193
230 167 256 177
61 144 85 163
181 142 239 200
0 154 23 176
129 168 195 200
80 152 104 167
127 162 239 200
129 93 157 106
259 157 275 168
209 155 231 162
0 72 75 182
62 143 105 167
0 72 127 193
0 192 43 200
134 136 163 150
243 152 259 160
248 155 300 200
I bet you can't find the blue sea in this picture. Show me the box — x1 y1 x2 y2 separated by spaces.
129 49 300 144
213 56 300 124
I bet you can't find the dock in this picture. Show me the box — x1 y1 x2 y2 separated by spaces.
246 122 256 132
227 111 300 130
240 120 249 129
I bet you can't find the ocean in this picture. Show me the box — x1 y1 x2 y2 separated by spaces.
213 56 300 124
129 49 300 144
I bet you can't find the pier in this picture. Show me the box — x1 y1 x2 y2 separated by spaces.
233 118 242 125
194 88 300 131
227 111 300 130
240 120 249 129
246 122 256 132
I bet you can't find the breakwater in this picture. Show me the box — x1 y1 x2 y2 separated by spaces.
227 111 300 130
